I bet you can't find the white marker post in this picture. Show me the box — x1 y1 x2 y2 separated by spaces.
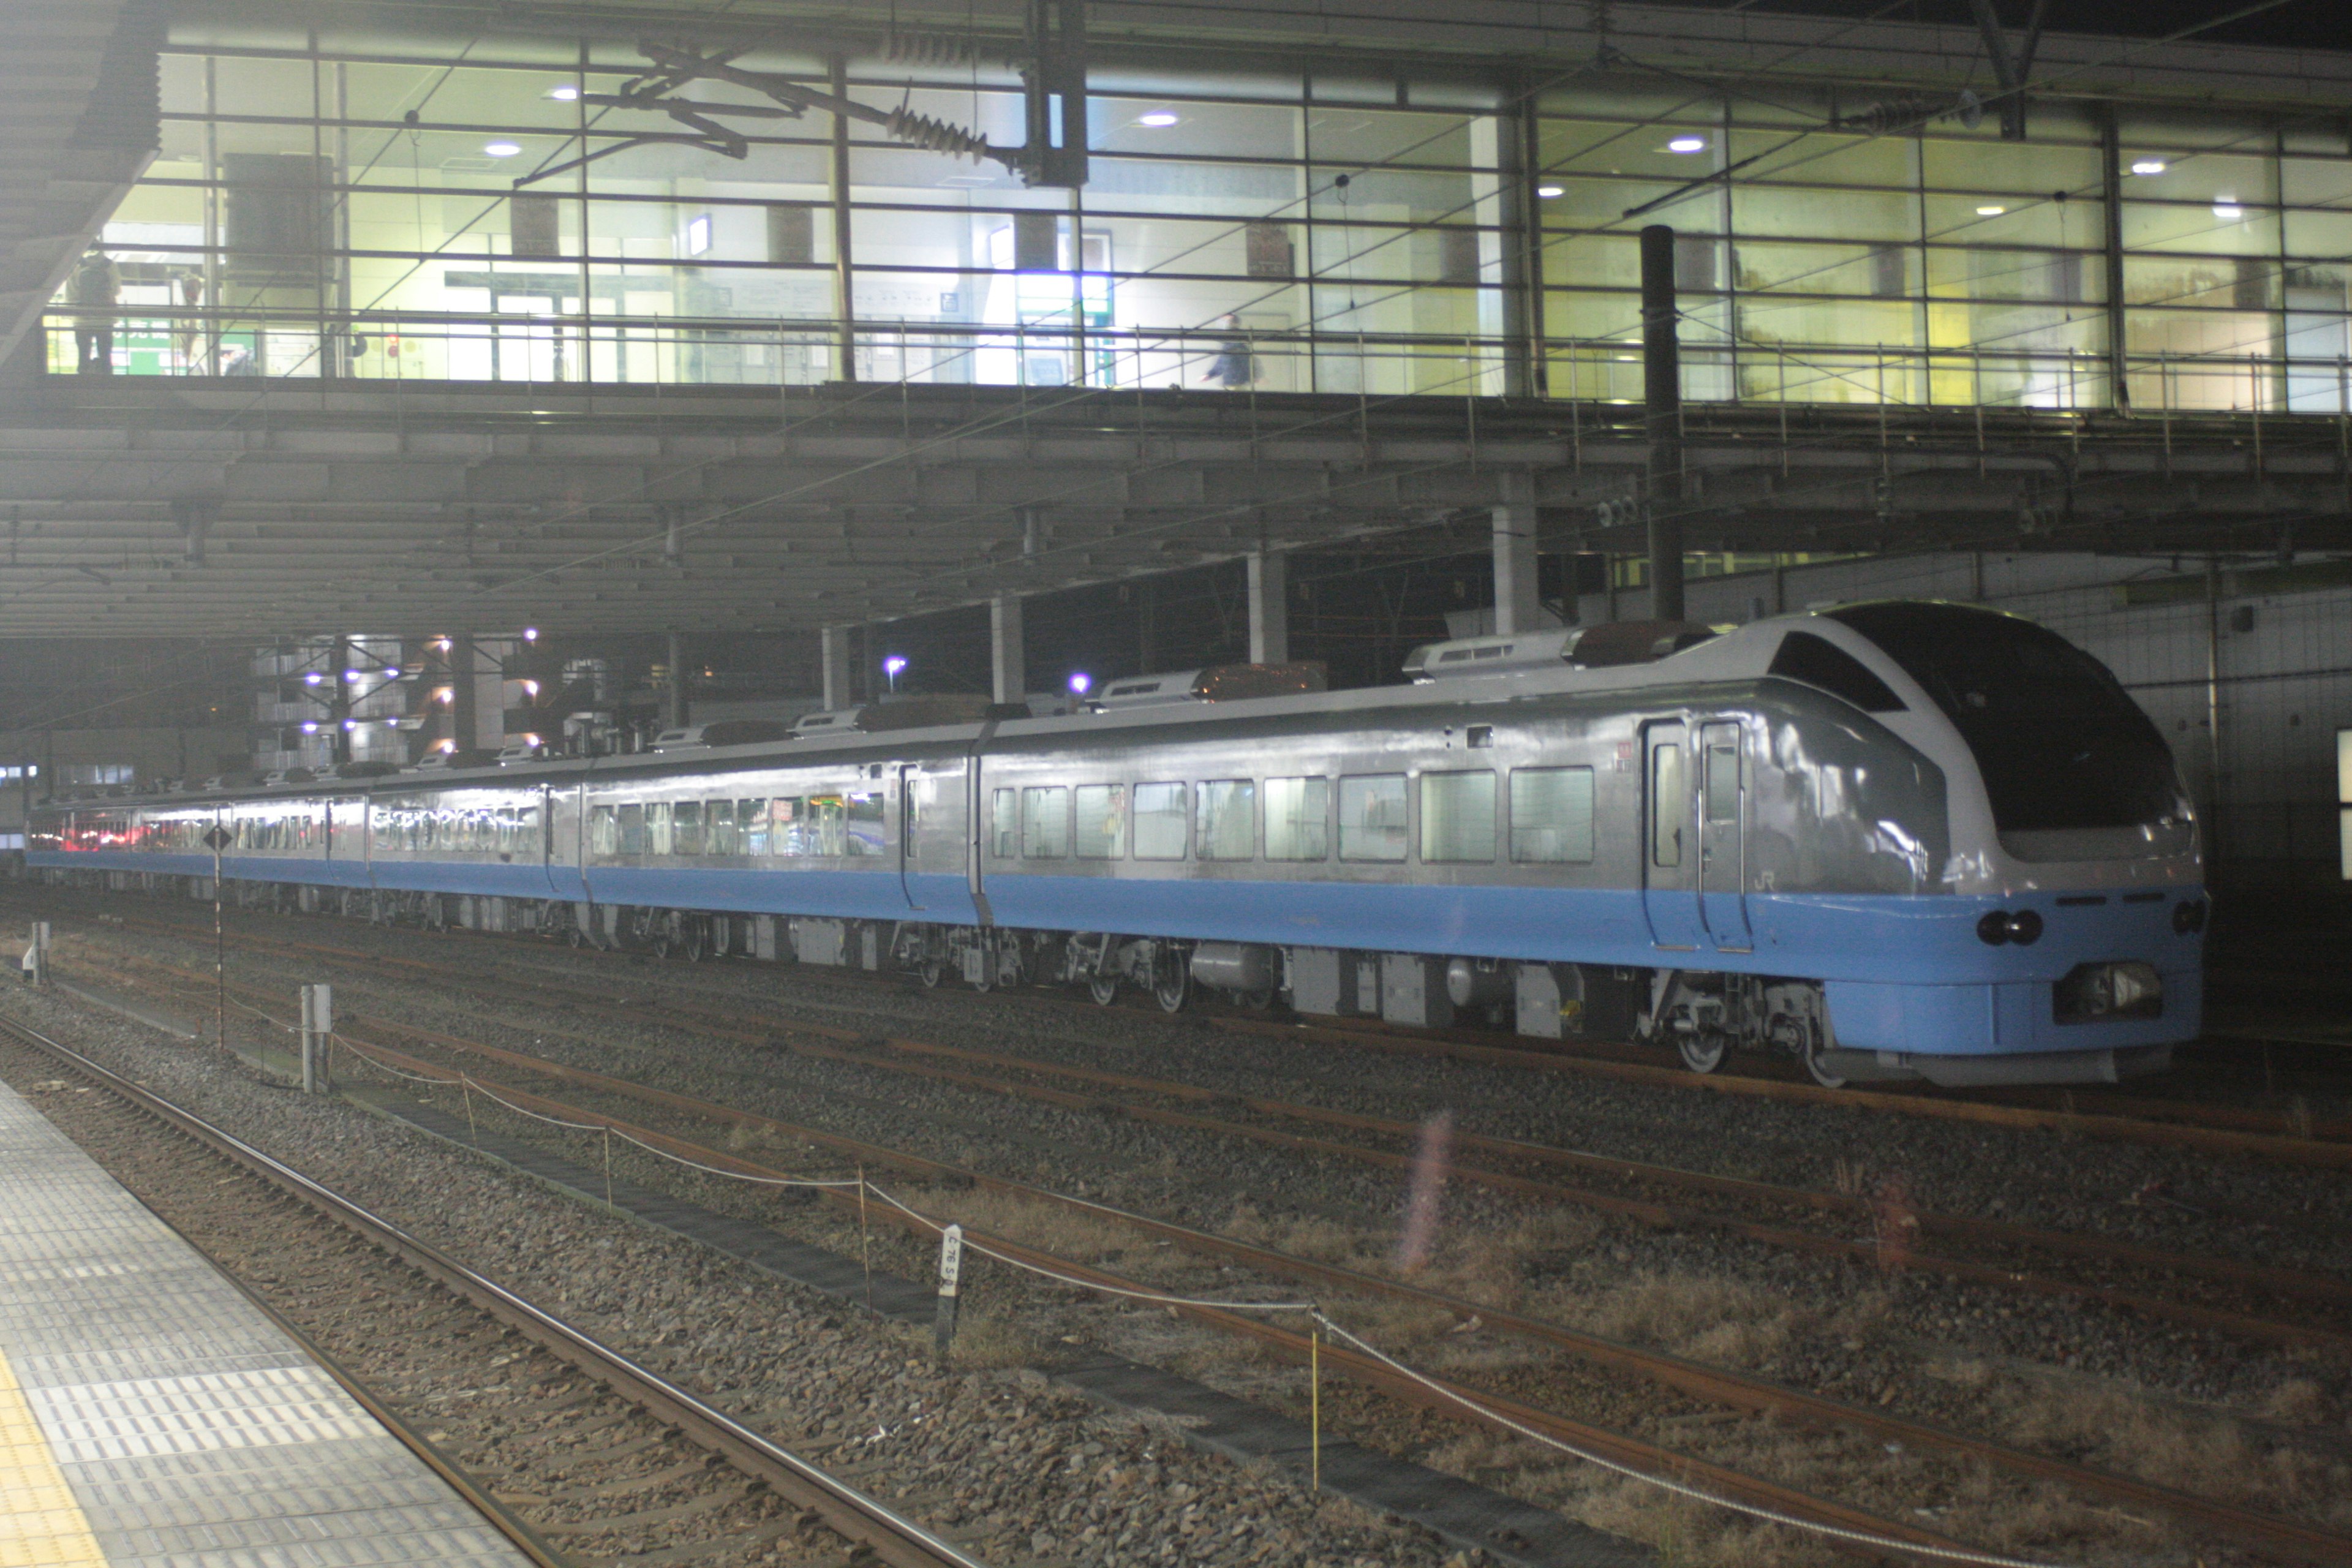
299 983 333 1093
934 1223 964 1360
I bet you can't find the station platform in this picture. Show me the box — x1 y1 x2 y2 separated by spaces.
0 1077 532 1567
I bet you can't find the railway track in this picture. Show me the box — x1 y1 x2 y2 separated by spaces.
118 937 2352 1363
24 891 2351 1170
0 1011 987 1568
55 943 2352 1567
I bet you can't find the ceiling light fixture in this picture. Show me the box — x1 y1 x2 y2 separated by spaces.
1666 135 1706 154
547 84 580 102
483 139 522 158
1976 205 2007 216
2212 196 2243 219
1536 184 1564 199
2130 159 2166 176
1137 110 1179 127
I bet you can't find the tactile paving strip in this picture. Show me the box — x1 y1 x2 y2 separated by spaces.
0 1078 532 1567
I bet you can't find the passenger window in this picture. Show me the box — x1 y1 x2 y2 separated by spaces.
1074 783 1127 859
1196 779 1256 861
1421 771 1497 862
1651 744 1684 868
772 797 807 856
1705 743 1740 822
1510 767 1595 863
617 802 646 856
992 788 1017 858
807 794 848 856
1264 777 1329 861
589 805 617 857
846 791 886 856
673 799 704 855
647 802 673 856
709 799 736 856
1023 786 1070 858
1338 775 1408 862
1133 782 1188 861
740 799 768 856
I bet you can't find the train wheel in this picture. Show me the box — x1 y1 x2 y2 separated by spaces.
1088 974 1119 1007
1153 963 1189 1014
1801 1031 1848 1090
1676 1032 1726 1074
918 957 943 988
567 929 587 949
1239 984 1276 1011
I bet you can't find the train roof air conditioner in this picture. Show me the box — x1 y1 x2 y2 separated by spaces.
1403 621 1723 682
1089 662 1328 710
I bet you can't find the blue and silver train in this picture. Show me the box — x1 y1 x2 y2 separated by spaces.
27 600 2205 1088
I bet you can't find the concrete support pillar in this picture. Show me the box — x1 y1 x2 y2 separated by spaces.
820 625 851 711
470 639 505 750
989 593 1026 706
448 633 477 753
1491 475 1540 636
665 630 689 729
1246 551 1289 665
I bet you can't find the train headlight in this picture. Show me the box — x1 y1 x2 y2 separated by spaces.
2054 962 2163 1024
1976 909 2043 946
2171 898 2207 935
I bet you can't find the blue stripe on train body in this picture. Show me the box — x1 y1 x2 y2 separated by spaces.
24 604 2209 1064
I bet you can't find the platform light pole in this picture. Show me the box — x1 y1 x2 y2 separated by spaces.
202 818 231 1048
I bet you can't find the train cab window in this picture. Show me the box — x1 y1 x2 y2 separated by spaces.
1023 786 1071 858
846 791 886 856
1704 742 1740 822
1768 631 1904 714
673 800 704 855
617 803 646 856
1133 782 1188 860
738 799 767 855
590 805 618 856
992 788 1017 858
1264 777 1329 861
1421 771 1497 863
1196 780 1257 861
1338 775 1408 862
1074 784 1127 859
1651 744 1685 867
1509 767 1595 863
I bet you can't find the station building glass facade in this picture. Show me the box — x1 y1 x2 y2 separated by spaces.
54 20 2352 413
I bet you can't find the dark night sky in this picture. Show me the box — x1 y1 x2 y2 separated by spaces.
1691 1 2351 53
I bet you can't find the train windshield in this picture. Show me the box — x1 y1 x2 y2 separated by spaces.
1828 604 2188 844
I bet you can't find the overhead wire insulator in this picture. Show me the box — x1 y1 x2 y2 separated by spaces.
883 30 982 67
884 105 992 161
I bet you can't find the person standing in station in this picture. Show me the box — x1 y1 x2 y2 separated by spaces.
1207 312 1257 390
69 247 122 375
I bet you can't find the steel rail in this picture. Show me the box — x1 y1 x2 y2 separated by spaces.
312 1034 1984 1562
32 899 2352 1166
303 1011 2352 1567
0 1014 988 1568
95 946 2352 1362
110 938 2352 1326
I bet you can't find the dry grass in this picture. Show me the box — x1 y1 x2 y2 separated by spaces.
947 1310 1048 1369
1569 1269 1879 1371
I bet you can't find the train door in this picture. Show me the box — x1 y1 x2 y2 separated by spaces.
900 758 975 922
897 763 921 910
1697 720 1752 951
545 783 587 903
1641 720 1705 951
